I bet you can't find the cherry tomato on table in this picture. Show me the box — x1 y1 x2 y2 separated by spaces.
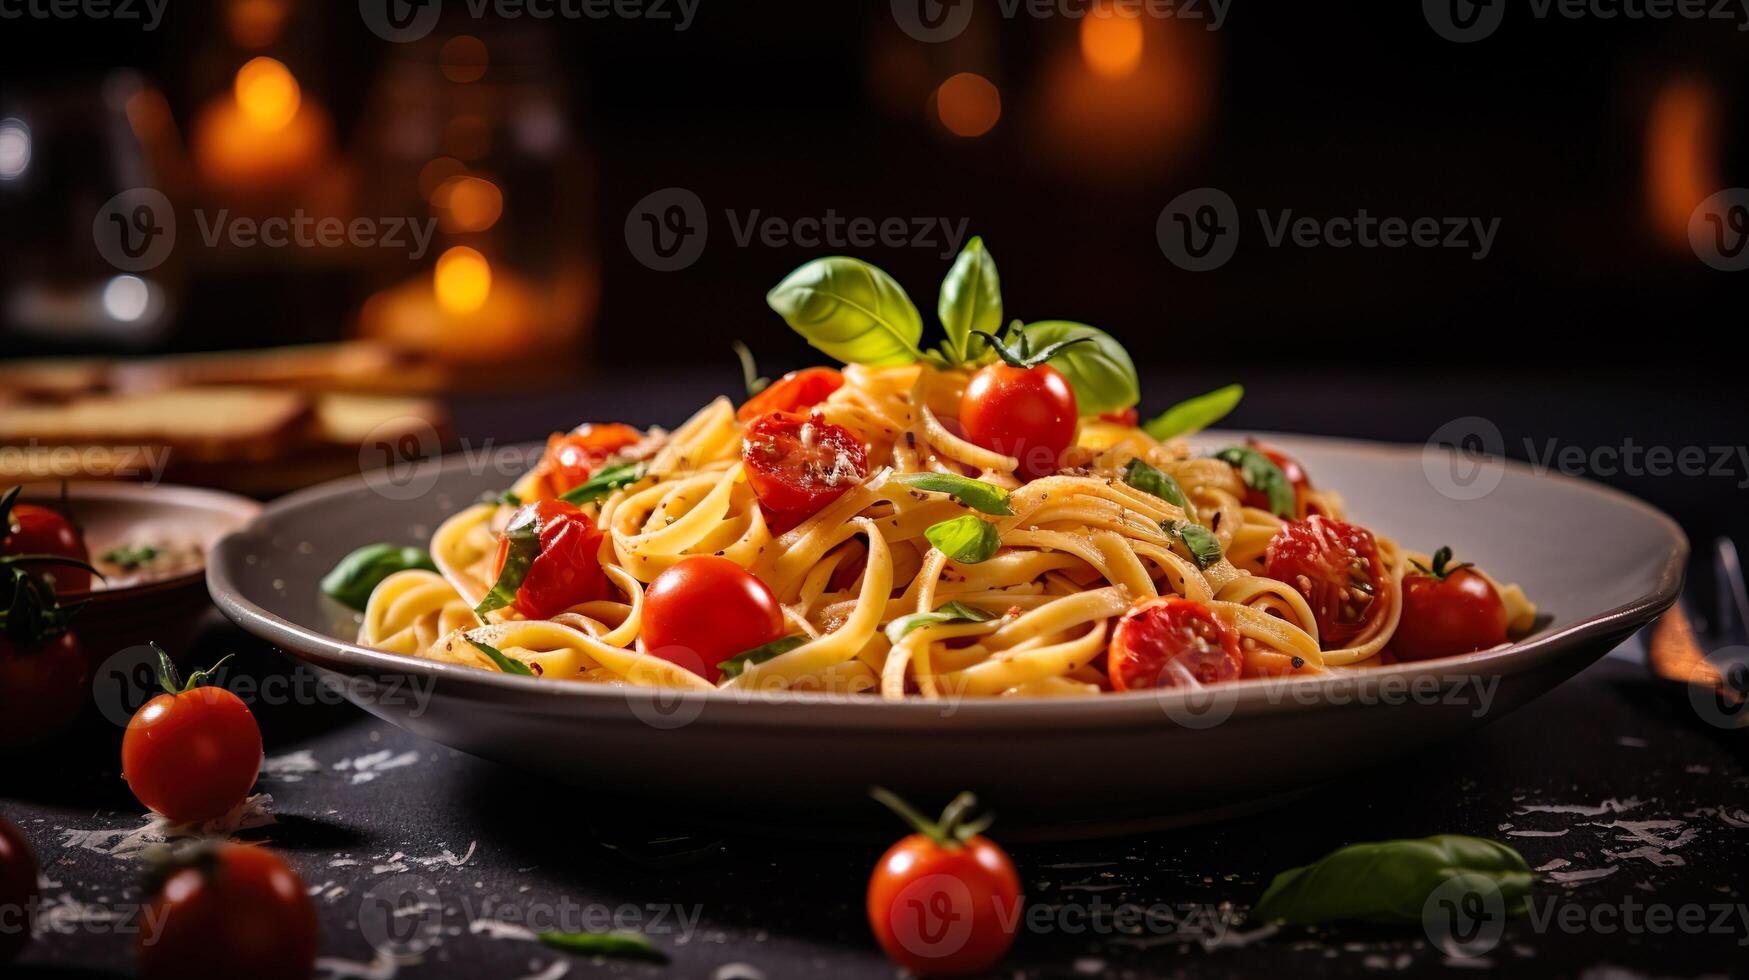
1241 439 1313 519
1107 596 1244 691
641 555 784 682
1265 516 1391 649
1393 546 1508 661
1 493 90 593
0 817 39 964
490 499 613 620
867 787 1022 977
138 843 318 980
741 411 868 532
122 647 262 824
534 423 645 499
737 367 845 422
0 631 88 748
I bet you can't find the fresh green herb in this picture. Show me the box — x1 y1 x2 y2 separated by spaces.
1016 321 1139 416
717 634 807 681
870 787 994 849
150 642 234 695
891 472 1013 516
1213 446 1294 518
732 340 769 396
559 461 647 506
924 515 1001 565
936 236 1001 365
473 520 540 617
1410 546 1472 582
884 600 997 645
320 543 437 612
1252 836 1533 926
1165 521 1224 570
538 930 667 963
469 638 536 677
766 256 925 367
498 489 523 508
1121 458 1193 516
101 543 160 571
1143 384 1244 441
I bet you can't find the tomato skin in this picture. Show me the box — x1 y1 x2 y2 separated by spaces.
493 499 612 620
0 632 88 748
1264 516 1390 649
641 556 784 682
960 363 1078 480
1098 407 1139 427
867 833 1022 976
1108 597 1243 691
1395 567 1508 661
535 423 644 499
741 412 869 528
737 367 845 422
0 817 38 964
138 844 318 980
3 503 90 593
122 686 262 823
1241 440 1312 518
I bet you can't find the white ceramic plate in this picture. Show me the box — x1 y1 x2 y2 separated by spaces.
206 433 1686 838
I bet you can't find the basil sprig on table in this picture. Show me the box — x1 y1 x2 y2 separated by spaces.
764 238 1141 415
469 638 535 677
320 543 437 612
1143 383 1244 441
559 460 647 506
1251 835 1533 926
885 600 997 644
539 930 667 963
717 634 807 681
474 518 540 617
924 515 1001 564
1120 458 1194 516
1213 446 1295 518
892 472 1013 516
1164 521 1223 570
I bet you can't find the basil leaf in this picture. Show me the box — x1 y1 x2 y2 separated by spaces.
474 519 540 616
101 543 160 571
892 471 1013 516
538 930 667 963
560 461 646 505
1252 835 1533 926
717 634 807 681
1143 384 1244 441
937 236 1001 365
320 543 437 612
470 638 536 677
1213 446 1294 518
924 515 1001 564
1018 321 1139 415
1165 520 1223 570
1121 458 1192 515
885 600 996 645
766 257 924 367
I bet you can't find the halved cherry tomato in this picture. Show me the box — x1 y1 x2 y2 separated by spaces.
0 817 37 964
867 789 1021 977
492 499 612 620
138 844 318 980
737 367 845 423
641 555 784 682
1394 547 1508 661
3 501 90 593
1265 516 1390 649
122 653 262 824
1107 596 1243 691
742 412 868 530
960 362 1078 481
0 631 87 748
535 423 644 498
1098 407 1139 427
1242 439 1312 518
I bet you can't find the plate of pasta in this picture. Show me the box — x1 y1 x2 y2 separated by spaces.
208 240 1686 834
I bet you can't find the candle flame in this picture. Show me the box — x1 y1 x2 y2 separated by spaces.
235 57 301 130
435 246 492 314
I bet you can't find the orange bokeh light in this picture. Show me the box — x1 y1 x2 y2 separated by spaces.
435 246 493 314
234 57 300 130
935 72 1001 138
435 175 504 232
1081 7 1144 79
440 35 490 84
1645 77 1719 248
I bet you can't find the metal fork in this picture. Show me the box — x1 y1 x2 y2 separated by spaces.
1646 537 1749 727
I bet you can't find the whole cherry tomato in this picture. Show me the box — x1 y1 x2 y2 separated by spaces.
1394 546 1509 661
737 367 845 422
122 649 262 823
741 411 868 531
491 499 613 620
2 495 90 593
0 817 38 964
0 631 88 748
867 788 1021 977
641 556 785 682
1241 440 1312 519
1107 596 1244 691
535 423 645 499
138 843 318 980
1265 516 1391 649
960 362 1078 481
